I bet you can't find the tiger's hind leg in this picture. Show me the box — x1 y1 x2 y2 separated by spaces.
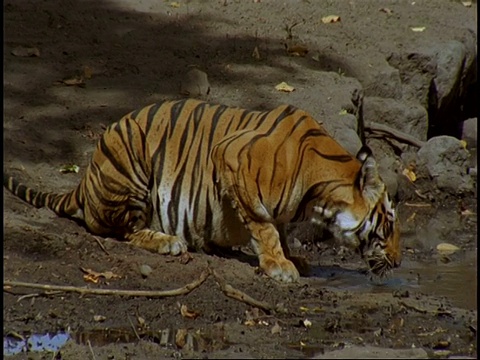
81 116 188 256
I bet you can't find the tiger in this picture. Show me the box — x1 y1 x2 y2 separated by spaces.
4 98 401 282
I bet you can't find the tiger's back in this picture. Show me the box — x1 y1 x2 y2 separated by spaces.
4 98 401 282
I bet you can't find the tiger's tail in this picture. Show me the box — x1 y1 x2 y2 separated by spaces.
4 174 83 219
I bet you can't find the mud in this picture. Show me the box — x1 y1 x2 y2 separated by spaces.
3 0 477 359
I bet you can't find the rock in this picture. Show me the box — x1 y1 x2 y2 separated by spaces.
363 97 428 141
312 345 429 359
417 136 474 194
461 118 477 149
429 41 465 111
387 35 477 137
179 68 210 98
377 156 399 199
386 51 437 108
363 65 403 100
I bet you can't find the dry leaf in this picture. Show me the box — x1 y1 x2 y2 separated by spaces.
379 7 393 15
137 316 146 326
271 322 282 334
83 273 99 284
11 46 40 57
244 319 256 326
93 315 106 322
406 212 416 222
170 1 181 7
63 76 85 86
338 109 348 115
436 243 460 255
299 306 309 312
402 168 417 182
80 267 121 282
411 27 426 32
180 304 200 319
461 209 475 216
302 319 312 328
83 66 93 79
461 1 472 7
275 82 295 92
252 46 261 60
460 140 468 149
321 15 341 24
175 328 188 348
59 164 80 174
286 44 309 57
179 252 193 265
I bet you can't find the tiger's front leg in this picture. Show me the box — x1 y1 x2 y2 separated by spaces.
248 221 300 282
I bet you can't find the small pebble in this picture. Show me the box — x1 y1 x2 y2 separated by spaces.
139 264 153 278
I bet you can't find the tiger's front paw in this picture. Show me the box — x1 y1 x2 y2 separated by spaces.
157 235 188 256
259 255 300 283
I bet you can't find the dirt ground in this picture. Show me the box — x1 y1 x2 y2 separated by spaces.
3 0 477 359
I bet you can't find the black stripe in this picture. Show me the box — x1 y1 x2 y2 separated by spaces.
204 188 213 245
309 148 353 162
299 128 328 143
182 209 193 245
144 103 162 135
207 104 228 154
268 115 310 190
169 99 188 137
167 160 187 230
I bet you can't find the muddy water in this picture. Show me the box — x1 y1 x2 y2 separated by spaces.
311 247 477 311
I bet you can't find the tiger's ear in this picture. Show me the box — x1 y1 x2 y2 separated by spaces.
356 146 385 206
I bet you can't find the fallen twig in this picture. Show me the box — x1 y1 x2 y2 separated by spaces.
17 290 64 302
93 236 110 256
87 340 97 360
127 314 141 341
399 300 428 314
365 122 426 148
210 268 274 314
405 202 431 208
4 270 209 298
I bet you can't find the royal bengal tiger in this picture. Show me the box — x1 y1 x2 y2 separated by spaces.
4 98 401 282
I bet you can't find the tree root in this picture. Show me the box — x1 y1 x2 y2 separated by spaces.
209 268 274 314
5 265 278 314
365 122 426 148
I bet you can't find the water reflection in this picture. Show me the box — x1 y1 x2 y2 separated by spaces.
4 332 70 356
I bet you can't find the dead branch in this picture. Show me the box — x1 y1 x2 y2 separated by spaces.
4 270 209 298
210 268 274 314
365 122 426 148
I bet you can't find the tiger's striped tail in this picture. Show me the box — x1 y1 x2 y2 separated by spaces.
4 174 83 219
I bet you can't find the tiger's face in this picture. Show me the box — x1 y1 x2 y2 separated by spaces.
313 191 401 277
356 192 401 277
310 146 401 277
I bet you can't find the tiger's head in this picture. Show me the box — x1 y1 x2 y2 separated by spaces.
311 146 401 277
